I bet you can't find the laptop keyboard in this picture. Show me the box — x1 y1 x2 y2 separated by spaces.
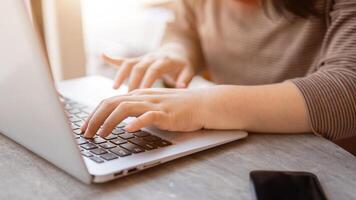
62 97 172 164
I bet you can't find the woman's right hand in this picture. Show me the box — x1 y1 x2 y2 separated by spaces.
102 53 196 91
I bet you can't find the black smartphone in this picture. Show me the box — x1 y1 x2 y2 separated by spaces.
250 170 328 200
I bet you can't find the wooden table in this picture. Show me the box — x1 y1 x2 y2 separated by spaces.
1 133 355 200
1 76 355 200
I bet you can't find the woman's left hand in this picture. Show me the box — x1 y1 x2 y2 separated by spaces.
81 88 213 138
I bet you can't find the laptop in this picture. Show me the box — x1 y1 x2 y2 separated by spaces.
0 0 247 183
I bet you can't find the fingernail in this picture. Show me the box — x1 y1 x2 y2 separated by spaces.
124 124 133 132
177 83 186 88
97 130 105 137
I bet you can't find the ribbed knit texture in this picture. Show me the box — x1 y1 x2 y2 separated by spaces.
292 0 356 141
160 0 356 143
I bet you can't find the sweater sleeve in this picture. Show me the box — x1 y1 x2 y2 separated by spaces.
156 0 205 71
291 0 356 141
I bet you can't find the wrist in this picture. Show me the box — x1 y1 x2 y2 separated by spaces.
200 85 248 130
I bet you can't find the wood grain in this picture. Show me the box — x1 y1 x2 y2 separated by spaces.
0 133 355 200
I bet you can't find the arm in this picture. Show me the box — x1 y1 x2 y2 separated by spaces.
201 83 311 134
234 0 356 138
81 83 311 138
290 0 356 140
81 0 356 139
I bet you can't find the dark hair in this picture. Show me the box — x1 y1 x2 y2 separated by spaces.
264 0 320 18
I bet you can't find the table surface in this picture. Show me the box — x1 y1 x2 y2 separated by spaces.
1 133 356 200
1 76 355 200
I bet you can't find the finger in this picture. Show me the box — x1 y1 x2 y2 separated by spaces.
81 96 125 132
80 94 130 133
125 111 165 132
101 54 125 66
113 60 138 89
83 96 138 138
81 93 147 133
140 60 169 89
81 104 101 133
128 60 154 91
83 100 118 138
176 67 194 88
129 88 178 96
162 74 178 87
98 102 153 137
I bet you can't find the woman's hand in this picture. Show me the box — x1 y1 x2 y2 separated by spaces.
102 53 196 91
81 88 213 138
81 82 311 138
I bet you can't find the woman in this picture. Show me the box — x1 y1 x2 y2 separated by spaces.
81 0 356 151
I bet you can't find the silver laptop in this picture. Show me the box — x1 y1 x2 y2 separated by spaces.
0 0 247 183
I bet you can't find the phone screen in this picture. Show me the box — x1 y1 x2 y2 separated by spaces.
250 171 328 200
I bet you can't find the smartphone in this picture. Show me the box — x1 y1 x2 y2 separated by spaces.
250 170 328 200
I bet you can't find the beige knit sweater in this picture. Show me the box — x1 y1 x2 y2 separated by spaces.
160 0 356 143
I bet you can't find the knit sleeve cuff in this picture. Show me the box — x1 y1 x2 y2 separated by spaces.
290 69 356 140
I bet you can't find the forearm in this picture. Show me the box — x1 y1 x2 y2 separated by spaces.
203 82 311 134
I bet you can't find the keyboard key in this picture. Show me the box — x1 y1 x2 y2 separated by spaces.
81 143 98 150
100 153 118 161
147 141 159 149
73 135 80 139
73 129 83 135
70 103 86 109
120 143 145 154
154 140 172 147
119 133 135 140
62 97 71 101
129 138 157 150
99 142 116 149
76 112 89 119
104 134 118 140
90 137 106 144
90 148 107 155
128 137 145 145
133 131 150 137
69 116 82 123
80 107 92 114
112 128 125 135
111 138 127 145
116 122 126 128
110 147 132 157
71 123 80 130
142 135 161 142
76 138 88 145
75 121 85 127
89 156 104 163
69 108 81 114
81 151 93 157
65 104 72 110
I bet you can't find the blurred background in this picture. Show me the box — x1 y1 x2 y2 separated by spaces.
82 0 173 77
28 0 175 81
